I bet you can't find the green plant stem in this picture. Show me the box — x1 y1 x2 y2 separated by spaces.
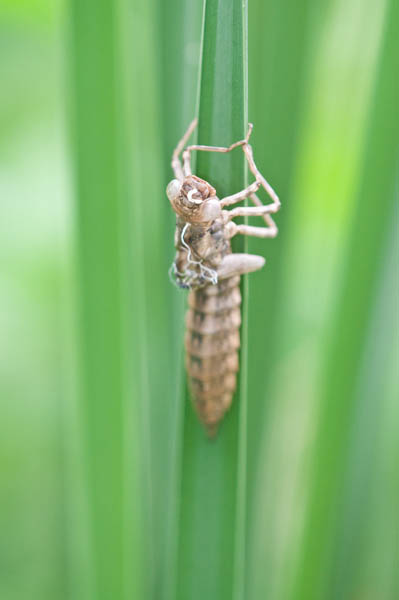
176 1 248 599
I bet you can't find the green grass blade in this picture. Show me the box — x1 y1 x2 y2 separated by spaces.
246 0 390 597
246 2 314 593
328 210 398 599
247 0 313 470
69 1 148 597
176 1 248 599
292 0 399 596
156 2 203 598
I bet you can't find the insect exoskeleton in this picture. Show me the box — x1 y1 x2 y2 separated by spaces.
168 119 280 436
167 175 221 224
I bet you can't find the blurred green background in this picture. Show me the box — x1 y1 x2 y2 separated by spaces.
0 0 397 599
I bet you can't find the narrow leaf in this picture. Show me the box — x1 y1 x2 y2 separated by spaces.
176 1 249 599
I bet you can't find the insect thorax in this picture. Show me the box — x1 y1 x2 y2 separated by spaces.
170 216 231 290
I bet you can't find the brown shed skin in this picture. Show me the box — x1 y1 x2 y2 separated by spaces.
185 277 241 434
169 122 280 435
170 176 241 434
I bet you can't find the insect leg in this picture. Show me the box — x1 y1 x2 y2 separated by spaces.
220 181 261 207
231 219 278 239
220 144 280 214
217 253 265 279
242 144 280 212
224 193 278 238
172 118 198 180
182 123 254 178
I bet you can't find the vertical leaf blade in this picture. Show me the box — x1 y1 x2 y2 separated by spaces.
292 0 399 596
176 1 248 599
69 1 145 597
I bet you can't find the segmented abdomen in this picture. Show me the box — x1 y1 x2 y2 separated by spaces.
185 275 241 435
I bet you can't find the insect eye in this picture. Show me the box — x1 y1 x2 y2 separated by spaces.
166 179 181 201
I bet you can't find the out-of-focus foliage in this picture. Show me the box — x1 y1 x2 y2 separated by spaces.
0 0 397 599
